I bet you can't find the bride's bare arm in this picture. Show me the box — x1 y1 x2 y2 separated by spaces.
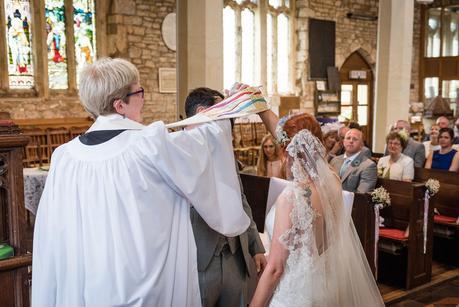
249 194 291 307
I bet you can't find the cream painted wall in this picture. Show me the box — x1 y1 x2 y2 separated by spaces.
373 0 414 152
177 0 223 119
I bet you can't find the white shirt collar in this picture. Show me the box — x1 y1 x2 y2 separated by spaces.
343 151 361 162
87 114 145 132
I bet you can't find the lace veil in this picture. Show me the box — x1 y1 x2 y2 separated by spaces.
268 128 384 307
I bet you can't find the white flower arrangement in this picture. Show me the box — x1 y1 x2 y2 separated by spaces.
425 179 440 196
371 186 391 208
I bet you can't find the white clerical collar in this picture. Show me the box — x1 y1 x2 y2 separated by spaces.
87 114 145 132
343 151 361 162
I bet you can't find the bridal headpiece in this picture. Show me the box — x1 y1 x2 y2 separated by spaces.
286 129 326 182
275 114 294 146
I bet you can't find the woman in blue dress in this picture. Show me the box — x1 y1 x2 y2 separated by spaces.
425 127 459 172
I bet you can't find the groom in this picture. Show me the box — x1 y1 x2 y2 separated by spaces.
185 87 267 307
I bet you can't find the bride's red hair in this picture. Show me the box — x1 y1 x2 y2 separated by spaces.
283 113 323 143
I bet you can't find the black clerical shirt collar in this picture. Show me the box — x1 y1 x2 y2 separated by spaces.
79 130 127 145
80 114 145 145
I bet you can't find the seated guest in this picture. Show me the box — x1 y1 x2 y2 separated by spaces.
423 124 441 158
387 120 425 167
454 117 459 144
455 117 459 138
378 131 414 181
436 116 450 129
321 122 341 161
330 129 377 193
256 134 285 178
330 123 371 158
425 127 459 172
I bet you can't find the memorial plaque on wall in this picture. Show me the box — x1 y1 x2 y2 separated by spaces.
309 19 335 80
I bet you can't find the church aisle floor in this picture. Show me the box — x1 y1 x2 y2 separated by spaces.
380 261 459 306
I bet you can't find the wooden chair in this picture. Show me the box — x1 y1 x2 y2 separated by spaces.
414 167 459 266
69 126 88 140
376 178 434 289
240 173 271 232
21 129 48 166
46 127 71 156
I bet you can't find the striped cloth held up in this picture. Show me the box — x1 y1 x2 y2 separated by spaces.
166 86 269 128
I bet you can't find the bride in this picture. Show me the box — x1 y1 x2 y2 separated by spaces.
250 113 384 307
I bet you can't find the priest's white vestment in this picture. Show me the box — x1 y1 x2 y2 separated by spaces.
32 115 250 307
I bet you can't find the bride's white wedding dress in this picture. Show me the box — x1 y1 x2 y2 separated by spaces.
265 129 384 307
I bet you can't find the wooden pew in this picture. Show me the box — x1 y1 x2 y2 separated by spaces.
414 167 459 266
376 178 434 289
240 174 435 289
351 193 377 277
240 173 270 232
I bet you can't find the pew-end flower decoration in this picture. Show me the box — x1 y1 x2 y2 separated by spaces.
371 186 391 208
425 179 440 197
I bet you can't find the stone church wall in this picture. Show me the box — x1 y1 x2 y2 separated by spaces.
0 0 176 124
294 0 379 112
0 0 421 124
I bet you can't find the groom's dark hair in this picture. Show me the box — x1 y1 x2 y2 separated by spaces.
185 87 224 117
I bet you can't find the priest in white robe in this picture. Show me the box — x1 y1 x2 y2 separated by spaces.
32 58 251 307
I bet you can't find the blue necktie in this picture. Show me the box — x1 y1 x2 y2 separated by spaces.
340 158 351 177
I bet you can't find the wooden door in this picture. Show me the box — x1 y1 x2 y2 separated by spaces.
339 51 374 147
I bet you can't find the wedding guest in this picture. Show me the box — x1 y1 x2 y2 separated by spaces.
329 123 371 158
436 116 450 129
423 124 441 158
257 134 285 178
425 127 459 172
321 122 341 161
454 117 459 138
378 131 414 181
454 117 459 144
330 129 377 193
388 120 425 167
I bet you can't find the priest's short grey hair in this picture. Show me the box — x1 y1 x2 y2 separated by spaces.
79 58 140 118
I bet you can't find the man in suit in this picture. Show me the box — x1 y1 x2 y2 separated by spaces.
185 87 266 307
331 124 372 158
330 128 377 193
390 120 426 167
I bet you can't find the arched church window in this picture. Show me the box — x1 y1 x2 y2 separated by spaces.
223 0 294 95
241 8 256 85
223 5 237 90
1 0 101 94
267 0 292 95
277 13 289 93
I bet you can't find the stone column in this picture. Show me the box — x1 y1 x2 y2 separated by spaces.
177 0 224 119
373 0 414 152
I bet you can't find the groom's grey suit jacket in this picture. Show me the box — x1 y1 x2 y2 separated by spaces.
330 151 377 193
190 168 265 301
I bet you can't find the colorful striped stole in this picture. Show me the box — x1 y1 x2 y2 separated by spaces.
165 86 268 128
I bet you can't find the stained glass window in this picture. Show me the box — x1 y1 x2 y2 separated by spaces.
4 0 34 89
45 0 68 89
73 0 96 85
